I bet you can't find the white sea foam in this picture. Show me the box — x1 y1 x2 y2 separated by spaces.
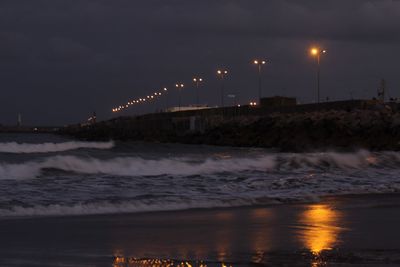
0 199 252 218
0 141 114 154
3 179 400 218
276 150 373 169
1 150 400 218
0 155 277 179
0 150 395 180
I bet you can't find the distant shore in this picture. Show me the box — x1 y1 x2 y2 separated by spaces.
60 100 400 152
0 126 59 134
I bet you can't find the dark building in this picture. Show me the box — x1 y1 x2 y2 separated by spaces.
260 96 297 108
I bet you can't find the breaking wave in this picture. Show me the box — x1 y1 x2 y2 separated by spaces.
0 199 252 218
2 150 400 218
0 150 399 180
0 155 276 179
0 141 114 153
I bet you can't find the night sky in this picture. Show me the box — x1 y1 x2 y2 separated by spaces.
0 0 399 126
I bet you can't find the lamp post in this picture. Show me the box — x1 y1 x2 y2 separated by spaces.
310 47 327 103
217 69 228 107
163 87 168 111
175 83 184 111
253 59 267 104
193 77 203 106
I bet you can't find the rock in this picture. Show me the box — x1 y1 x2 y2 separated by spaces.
59 108 400 152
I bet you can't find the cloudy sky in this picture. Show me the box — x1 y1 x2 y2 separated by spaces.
0 0 399 125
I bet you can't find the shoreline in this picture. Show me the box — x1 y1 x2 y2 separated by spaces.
1 192 399 221
2 193 400 266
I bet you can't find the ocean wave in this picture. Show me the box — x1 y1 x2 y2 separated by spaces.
0 155 277 179
0 141 114 153
2 150 400 218
0 199 253 218
0 150 399 180
2 184 400 218
275 150 375 169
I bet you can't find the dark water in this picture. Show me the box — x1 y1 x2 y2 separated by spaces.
1 133 400 266
1 133 400 218
1 196 400 267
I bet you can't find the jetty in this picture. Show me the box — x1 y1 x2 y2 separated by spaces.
60 97 400 151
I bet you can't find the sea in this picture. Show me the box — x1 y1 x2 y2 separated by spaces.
0 133 399 219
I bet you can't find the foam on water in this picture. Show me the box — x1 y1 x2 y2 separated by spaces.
1 148 400 218
0 149 392 180
0 141 114 153
0 199 252 218
0 154 276 179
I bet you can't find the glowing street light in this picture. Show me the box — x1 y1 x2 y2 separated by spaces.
193 77 203 106
175 83 184 111
249 101 257 106
253 59 267 103
162 87 169 110
310 47 327 103
217 69 228 107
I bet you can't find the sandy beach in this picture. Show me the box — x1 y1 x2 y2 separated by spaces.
1 193 400 267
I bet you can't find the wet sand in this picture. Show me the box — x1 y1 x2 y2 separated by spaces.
1 194 400 266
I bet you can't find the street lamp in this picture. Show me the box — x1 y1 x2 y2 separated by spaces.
163 87 169 111
193 77 203 107
310 47 327 103
253 59 267 104
175 83 184 111
217 69 228 107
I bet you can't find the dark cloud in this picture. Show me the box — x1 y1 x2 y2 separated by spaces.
0 0 399 125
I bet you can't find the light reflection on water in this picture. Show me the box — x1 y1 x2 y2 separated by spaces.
299 204 344 266
214 211 234 262
300 204 343 253
112 204 345 267
250 208 273 263
113 257 228 267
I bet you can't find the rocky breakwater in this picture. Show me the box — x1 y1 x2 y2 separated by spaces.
60 108 400 151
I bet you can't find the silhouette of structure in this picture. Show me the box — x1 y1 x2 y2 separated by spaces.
17 114 22 127
378 79 386 102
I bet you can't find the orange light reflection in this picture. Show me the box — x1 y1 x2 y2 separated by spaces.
300 204 343 254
